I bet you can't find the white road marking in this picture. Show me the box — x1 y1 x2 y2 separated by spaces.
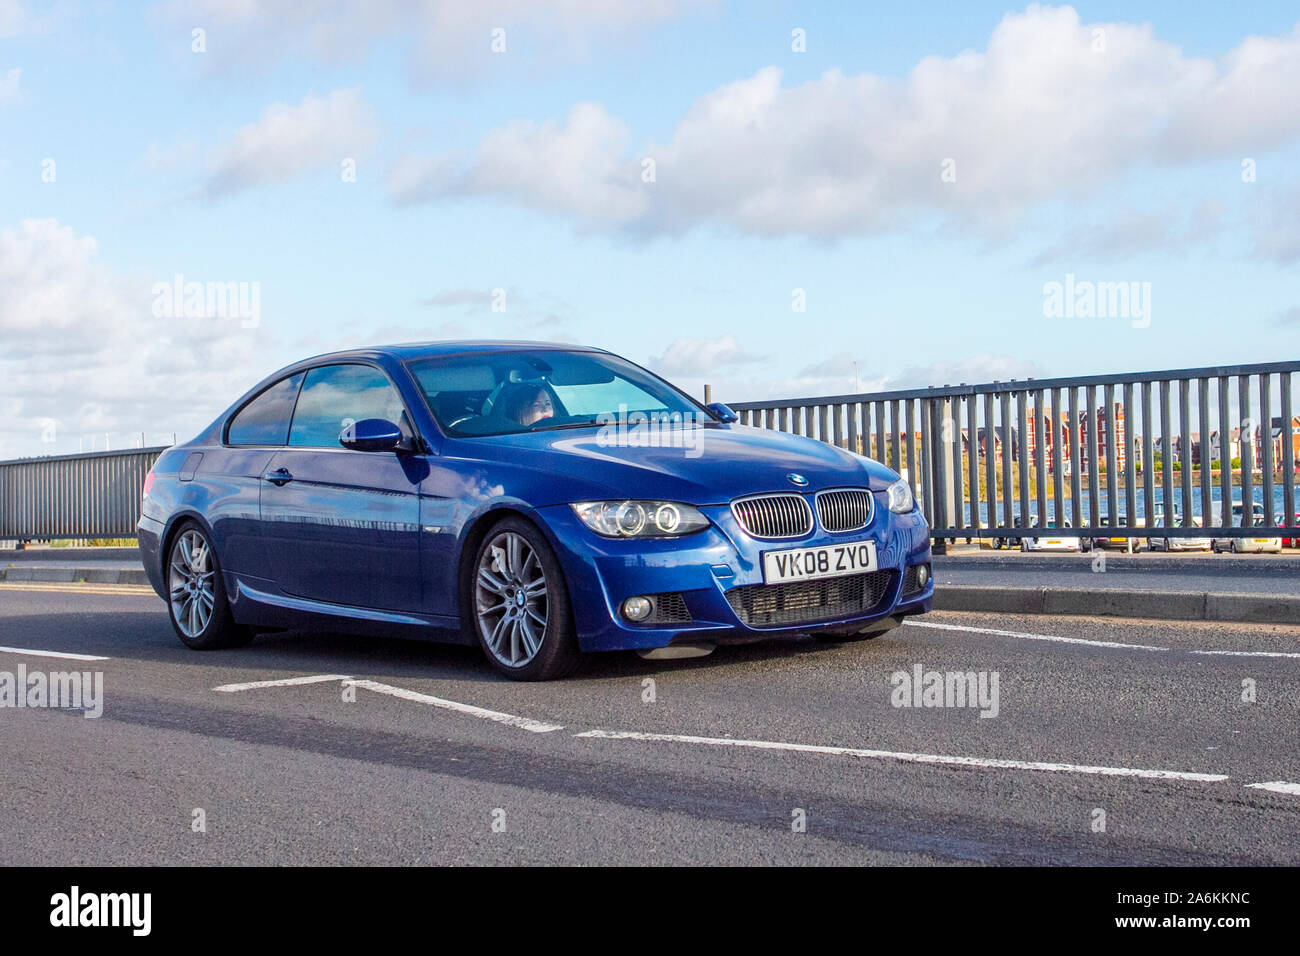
575 729 1230 783
1190 649 1300 660
908 619 1300 660
0 645 110 661
344 679 565 734
1245 781 1300 796
213 674 353 692
905 619 1168 651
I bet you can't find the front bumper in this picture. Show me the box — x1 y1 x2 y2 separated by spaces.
539 496 933 653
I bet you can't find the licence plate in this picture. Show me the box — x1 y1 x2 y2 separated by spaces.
762 540 877 584
1254 539 1270 544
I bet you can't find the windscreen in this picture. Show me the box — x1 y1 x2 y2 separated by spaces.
405 350 706 437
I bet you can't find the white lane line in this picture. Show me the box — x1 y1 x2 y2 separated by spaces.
213 674 352 692
345 679 565 734
0 645 110 661
575 729 1230 783
908 619 1300 659
1245 781 1300 796
904 619 1168 651
1190 649 1300 660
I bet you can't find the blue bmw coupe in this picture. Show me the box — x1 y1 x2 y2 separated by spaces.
139 342 933 679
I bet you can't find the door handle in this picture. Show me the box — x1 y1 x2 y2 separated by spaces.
263 468 294 486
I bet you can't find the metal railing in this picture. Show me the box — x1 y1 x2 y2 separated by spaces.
0 447 168 541
3 360 1300 546
729 361 1300 542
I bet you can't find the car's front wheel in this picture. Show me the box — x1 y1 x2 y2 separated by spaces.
166 521 252 650
468 516 580 681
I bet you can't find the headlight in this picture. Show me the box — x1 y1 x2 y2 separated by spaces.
571 500 710 537
886 478 915 514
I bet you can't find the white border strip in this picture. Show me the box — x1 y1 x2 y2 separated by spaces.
0 645 110 661
345 679 565 733
214 674 352 692
575 729 1230 782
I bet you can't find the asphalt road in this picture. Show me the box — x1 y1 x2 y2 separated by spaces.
2 583 1298 865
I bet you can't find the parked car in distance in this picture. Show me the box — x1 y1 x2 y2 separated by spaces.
138 341 935 680
1021 517 1084 552
1211 503 1281 553
1147 514 1212 552
1093 515 1138 551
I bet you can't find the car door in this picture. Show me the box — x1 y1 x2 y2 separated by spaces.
259 363 426 613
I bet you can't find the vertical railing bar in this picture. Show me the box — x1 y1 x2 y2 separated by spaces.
1159 380 1174 528
904 399 918 507
920 399 935 528
1218 377 1232 528
1104 383 1118 528
1198 378 1212 532
983 393 996 532
1086 385 1101 528
967 395 979 532
1260 374 1275 527
1017 389 1030 527
1179 379 1193 524
1052 388 1065 526
1239 375 1254 529
1122 382 1136 528
1069 387 1082 530
1033 389 1047 525
1000 391 1013 531
1281 373 1296 531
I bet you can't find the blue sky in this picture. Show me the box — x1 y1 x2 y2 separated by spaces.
2 1 1299 456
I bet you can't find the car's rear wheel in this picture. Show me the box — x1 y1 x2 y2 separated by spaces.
469 516 580 681
166 522 252 650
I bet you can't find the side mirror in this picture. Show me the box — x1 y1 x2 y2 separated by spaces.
340 418 403 452
707 402 739 423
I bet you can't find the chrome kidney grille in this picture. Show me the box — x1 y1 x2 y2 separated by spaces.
731 493 813 539
815 488 874 533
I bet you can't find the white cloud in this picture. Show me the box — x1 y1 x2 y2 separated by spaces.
0 0 31 37
390 103 647 226
0 219 282 457
154 0 716 83
0 67 19 104
646 334 763 379
200 87 377 198
389 6 1300 239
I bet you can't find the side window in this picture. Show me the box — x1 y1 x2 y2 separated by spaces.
226 373 304 446
288 364 407 448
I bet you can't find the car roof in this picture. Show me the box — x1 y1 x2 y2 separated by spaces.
294 340 608 365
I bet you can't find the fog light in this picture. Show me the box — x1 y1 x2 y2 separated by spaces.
622 596 652 622
917 564 930 587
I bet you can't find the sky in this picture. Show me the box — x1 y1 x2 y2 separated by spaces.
1 0 1299 457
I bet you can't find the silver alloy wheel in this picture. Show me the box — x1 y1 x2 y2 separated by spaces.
475 531 548 667
169 529 216 639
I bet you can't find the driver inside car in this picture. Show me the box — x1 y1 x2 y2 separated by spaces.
499 383 555 427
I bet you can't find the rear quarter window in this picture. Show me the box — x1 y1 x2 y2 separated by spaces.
226 373 304 446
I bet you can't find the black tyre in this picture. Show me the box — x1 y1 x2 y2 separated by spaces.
466 516 581 681
165 521 253 650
